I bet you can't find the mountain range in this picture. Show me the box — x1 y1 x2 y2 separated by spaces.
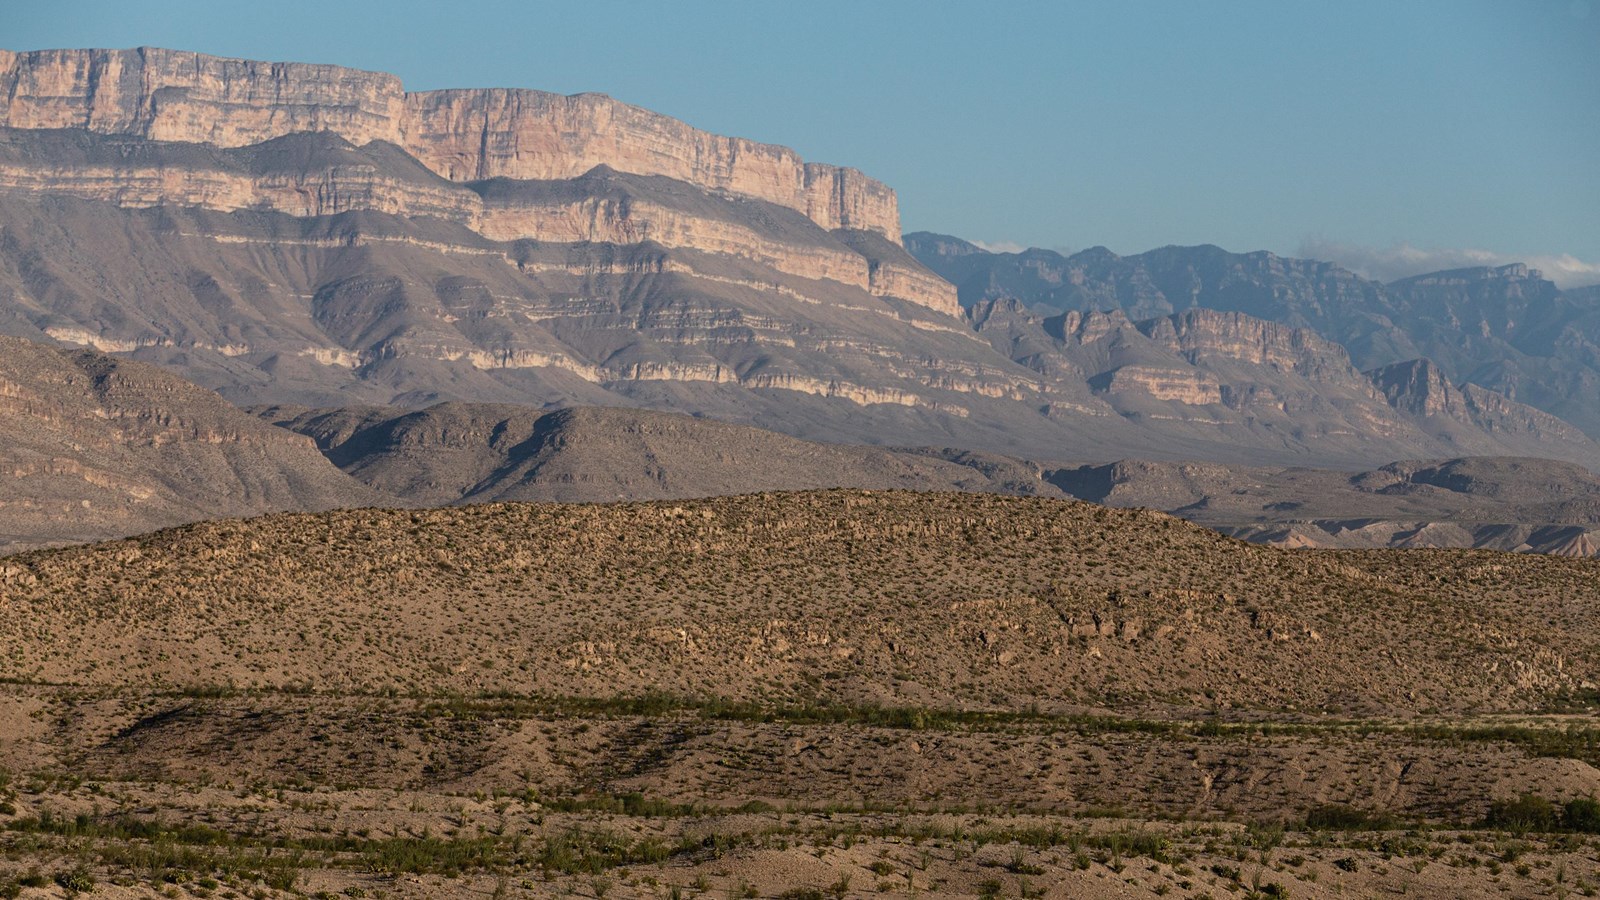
908 232 1600 437
0 47 1596 473
0 47 1598 558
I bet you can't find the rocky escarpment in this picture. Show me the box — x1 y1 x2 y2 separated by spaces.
0 48 956 316
0 129 948 310
1366 358 1594 454
0 47 902 240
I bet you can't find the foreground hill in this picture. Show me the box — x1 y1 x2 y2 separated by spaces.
2 490 1595 715
0 335 381 552
3 492 1598 898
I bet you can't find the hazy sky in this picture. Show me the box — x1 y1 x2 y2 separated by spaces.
8 0 1599 284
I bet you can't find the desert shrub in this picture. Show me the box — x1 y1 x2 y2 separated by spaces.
1484 794 1559 833
54 866 95 894
1304 804 1398 830
362 836 504 876
1563 796 1600 834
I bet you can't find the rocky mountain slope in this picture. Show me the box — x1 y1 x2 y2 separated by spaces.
0 47 1595 471
910 232 1600 437
1 327 1596 557
971 300 1600 468
258 401 1058 505
0 335 381 552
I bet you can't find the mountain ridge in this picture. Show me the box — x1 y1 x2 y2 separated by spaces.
0 334 382 553
910 232 1600 438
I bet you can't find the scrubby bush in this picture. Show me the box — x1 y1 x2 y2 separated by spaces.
1485 794 1559 832
1562 796 1600 833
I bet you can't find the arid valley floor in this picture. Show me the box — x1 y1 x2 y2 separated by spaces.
0 492 1597 898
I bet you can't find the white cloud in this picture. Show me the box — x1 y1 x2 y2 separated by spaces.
971 239 1028 254
1297 238 1600 289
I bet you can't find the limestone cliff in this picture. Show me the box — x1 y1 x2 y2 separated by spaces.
0 48 956 315
0 47 901 239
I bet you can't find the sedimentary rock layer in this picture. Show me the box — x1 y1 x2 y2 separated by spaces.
0 47 901 239
0 129 951 310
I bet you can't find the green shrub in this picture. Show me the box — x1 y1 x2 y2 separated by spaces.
54 866 96 894
1304 804 1397 830
1485 794 1559 833
1563 796 1600 834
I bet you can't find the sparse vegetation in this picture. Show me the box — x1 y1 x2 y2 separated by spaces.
0 492 1595 896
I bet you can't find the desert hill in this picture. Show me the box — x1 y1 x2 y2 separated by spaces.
2 492 1599 898
2 490 1594 716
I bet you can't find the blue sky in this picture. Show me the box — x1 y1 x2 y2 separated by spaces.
7 0 1599 284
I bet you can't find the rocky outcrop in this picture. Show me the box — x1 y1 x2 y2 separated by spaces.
1367 358 1593 452
0 47 901 239
1139 308 1353 380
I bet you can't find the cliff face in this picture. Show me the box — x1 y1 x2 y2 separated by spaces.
0 47 901 239
0 128 954 314
1366 358 1593 452
1138 308 1354 381
0 48 954 315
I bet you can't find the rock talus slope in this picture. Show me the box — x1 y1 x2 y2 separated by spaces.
0 335 381 552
